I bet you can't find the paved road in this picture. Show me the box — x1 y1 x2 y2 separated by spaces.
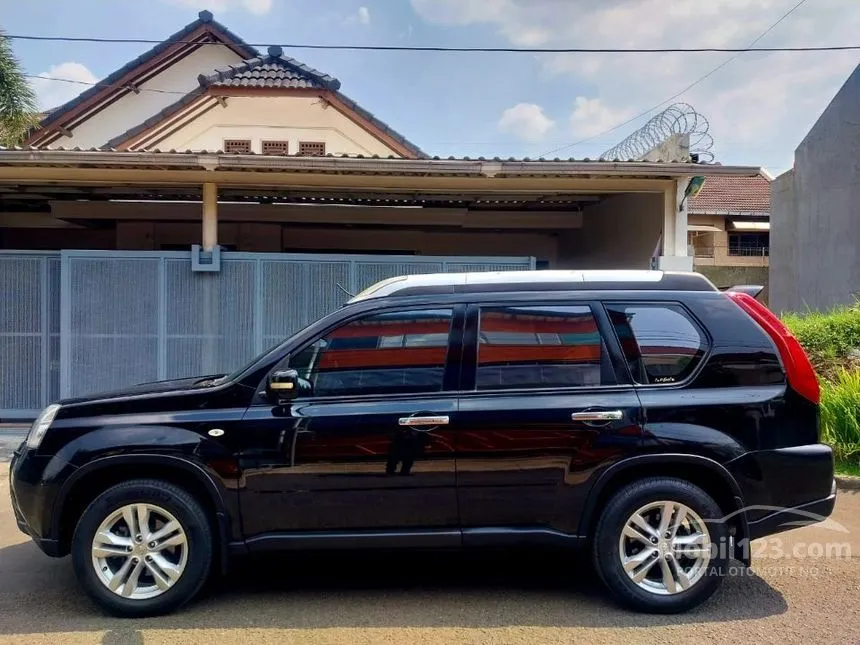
1 463 859 645
0 429 26 463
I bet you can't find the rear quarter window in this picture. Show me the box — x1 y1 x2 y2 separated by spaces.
605 303 708 385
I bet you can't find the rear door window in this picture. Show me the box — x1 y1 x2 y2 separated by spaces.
475 305 615 390
605 303 708 385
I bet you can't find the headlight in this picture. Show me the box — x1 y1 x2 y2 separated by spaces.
26 404 61 450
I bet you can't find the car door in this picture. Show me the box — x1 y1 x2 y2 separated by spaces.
454 300 644 541
238 304 463 546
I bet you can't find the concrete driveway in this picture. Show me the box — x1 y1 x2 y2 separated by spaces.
1 462 859 645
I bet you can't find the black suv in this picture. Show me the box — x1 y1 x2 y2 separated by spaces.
10 270 835 616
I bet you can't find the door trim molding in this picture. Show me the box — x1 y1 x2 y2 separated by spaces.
231 526 586 554
238 528 462 553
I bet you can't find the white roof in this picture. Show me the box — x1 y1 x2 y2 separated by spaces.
349 270 666 302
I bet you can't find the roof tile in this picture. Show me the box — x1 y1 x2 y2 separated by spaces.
689 173 771 214
198 48 341 90
34 11 258 133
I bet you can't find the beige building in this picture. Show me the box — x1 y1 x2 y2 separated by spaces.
0 10 762 417
6 9 759 270
687 173 770 297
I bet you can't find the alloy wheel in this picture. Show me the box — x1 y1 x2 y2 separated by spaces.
91 503 189 600
618 500 712 595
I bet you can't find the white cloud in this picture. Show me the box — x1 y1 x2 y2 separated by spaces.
498 103 555 141
162 0 272 15
242 0 272 14
358 6 371 25
30 62 98 111
569 97 634 139
411 0 860 164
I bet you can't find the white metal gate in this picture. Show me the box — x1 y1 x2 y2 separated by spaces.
0 252 61 417
0 250 532 416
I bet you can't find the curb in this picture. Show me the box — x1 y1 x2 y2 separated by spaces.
836 476 860 492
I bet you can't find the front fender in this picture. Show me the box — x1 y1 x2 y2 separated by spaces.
40 425 240 559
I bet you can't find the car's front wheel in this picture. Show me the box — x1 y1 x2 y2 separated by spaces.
71 479 213 617
592 477 729 613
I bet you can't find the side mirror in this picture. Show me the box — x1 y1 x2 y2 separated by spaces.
267 369 300 405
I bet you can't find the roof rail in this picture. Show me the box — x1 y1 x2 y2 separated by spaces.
349 270 717 302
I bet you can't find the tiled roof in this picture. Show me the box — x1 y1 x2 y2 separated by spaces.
102 87 208 150
689 173 771 214
35 11 258 133
198 46 340 90
0 146 760 169
331 91 427 159
108 44 426 158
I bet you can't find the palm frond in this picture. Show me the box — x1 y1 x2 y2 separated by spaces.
0 28 39 146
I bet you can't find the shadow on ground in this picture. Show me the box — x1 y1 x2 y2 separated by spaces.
0 540 787 636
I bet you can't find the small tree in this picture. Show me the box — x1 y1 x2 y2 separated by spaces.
0 29 38 147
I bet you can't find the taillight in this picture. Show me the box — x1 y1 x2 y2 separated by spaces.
726 292 820 404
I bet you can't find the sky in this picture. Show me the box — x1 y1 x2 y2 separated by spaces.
1 0 859 174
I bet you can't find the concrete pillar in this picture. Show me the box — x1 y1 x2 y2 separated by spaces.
657 178 694 271
202 182 218 251
674 178 690 257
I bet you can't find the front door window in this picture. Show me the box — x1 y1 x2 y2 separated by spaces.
286 308 454 398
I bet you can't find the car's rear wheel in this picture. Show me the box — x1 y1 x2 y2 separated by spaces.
71 479 212 617
592 477 728 613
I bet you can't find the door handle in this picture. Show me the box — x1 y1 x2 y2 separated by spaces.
398 415 450 427
571 410 623 422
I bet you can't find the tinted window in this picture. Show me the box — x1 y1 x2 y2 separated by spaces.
288 309 453 397
476 305 611 390
605 303 707 384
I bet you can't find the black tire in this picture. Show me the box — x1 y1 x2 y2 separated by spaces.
71 479 213 617
592 477 728 613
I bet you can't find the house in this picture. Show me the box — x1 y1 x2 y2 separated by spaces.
26 11 422 158
771 64 860 313
0 11 761 418
687 172 771 299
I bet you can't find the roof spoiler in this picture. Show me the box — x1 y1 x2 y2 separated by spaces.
722 285 765 299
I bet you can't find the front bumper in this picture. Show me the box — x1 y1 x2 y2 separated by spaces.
9 447 63 557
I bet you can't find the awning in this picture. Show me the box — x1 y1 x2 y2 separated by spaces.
688 224 722 232
730 220 770 231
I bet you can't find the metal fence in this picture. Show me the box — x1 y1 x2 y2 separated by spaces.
688 244 769 265
0 252 61 415
1 250 533 418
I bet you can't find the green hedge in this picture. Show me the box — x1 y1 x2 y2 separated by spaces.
819 370 860 463
783 306 860 468
783 306 860 374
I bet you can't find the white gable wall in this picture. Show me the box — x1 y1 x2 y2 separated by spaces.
50 45 244 149
154 96 402 157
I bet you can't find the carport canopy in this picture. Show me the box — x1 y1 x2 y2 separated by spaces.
0 149 762 270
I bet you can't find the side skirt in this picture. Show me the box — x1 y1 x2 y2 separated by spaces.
229 527 585 555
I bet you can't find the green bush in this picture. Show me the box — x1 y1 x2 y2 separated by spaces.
781 307 860 472
819 369 860 464
783 306 860 377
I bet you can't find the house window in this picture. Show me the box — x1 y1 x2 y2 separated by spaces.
728 232 769 256
687 231 715 258
223 139 252 154
298 141 326 156
262 140 289 155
